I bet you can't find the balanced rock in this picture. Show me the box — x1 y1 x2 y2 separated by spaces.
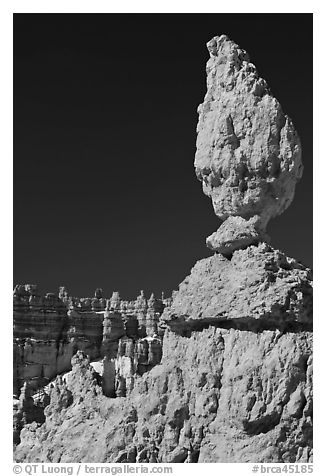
195 35 302 252
206 215 270 255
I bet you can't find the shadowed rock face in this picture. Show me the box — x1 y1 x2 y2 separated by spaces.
14 34 312 464
13 287 165 396
195 35 303 253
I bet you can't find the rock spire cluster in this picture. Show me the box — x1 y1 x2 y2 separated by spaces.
13 286 168 397
195 35 303 255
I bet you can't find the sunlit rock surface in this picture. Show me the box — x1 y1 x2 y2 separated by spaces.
14 34 312 464
195 35 302 252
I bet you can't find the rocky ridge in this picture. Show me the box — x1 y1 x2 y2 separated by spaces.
14 34 312 463
14 325 312 463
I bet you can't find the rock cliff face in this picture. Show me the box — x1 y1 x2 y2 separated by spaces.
13 285 72 395
14 34 312 463
14 324 312 463
13 286 166 397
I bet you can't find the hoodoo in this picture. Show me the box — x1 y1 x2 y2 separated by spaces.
195 35 302 255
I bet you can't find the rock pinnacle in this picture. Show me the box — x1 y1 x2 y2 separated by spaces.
195 35 303 255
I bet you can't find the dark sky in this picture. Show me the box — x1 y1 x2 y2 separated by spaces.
14 13 313 299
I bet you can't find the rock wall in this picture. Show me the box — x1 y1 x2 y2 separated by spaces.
14 320 312 463
13 286 166 396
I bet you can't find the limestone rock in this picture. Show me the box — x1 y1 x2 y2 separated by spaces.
14 287 166 395
109 292 121 310
14 327 312 463
13 382 48 445
195 35 302 250
102 310 125 347
163 243 312 327
13 339 75 395
206 215 270 255
58 286 69 302
13 34 312 465
94 288 103 299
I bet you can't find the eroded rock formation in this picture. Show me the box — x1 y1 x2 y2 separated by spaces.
14 34 312 463
14 326 312 463
195 35 303 254
13 286 166 398
164 243 312 330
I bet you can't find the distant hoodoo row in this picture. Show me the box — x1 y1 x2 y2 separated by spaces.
13 284 171 397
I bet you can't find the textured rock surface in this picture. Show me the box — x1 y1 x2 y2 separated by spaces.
206 215 270 254
195 35 302 251
15 326 312 463
14 287 166 395
13 285 72 394
13 34 312 464
163 243 312 328
13 382 48 445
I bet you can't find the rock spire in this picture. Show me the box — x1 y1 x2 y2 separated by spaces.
195 35 302 254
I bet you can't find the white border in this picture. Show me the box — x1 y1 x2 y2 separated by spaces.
2 1 323 473
6 0 321 13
